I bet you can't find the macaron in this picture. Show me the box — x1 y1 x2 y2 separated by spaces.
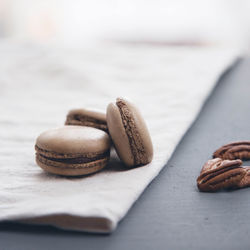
35 126 111 176
65 109 108 133
106 98 153 167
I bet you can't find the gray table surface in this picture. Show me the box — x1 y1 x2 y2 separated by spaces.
1 58 250 250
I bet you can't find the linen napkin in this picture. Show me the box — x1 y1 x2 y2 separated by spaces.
0 41 239 233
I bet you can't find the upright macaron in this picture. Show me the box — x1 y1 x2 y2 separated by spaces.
106 98 153 167
35 126 111 176
65 109 108 133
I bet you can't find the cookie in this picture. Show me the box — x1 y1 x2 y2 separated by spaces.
65 109 108 132
106 98 153 167
35 126 111 176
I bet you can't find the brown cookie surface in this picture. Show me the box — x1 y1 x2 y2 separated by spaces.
106 98 153 167
65 109 108 133
35 126 111 176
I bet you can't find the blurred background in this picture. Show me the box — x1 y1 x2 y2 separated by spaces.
0 0 250 51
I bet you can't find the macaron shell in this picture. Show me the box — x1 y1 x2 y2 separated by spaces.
123 99 153 164
67 108 106 123
65 109 108 132
36 156 109 176
106 103 134 166
36 126 110 155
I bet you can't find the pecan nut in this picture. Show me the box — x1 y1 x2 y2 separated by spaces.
238 167 250 188
197 158 245 192
213 141 250 160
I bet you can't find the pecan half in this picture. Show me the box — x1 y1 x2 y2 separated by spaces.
213 141 250 160
238 167 250 188
197 158 245 192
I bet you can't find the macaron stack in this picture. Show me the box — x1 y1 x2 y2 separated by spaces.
35 98 153 176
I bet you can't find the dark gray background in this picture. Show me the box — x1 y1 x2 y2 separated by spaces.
1 58 250 250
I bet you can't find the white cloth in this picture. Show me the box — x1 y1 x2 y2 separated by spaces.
0 41 239 233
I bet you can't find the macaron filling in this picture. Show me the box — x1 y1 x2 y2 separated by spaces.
36 151 110 164
116 98 148 165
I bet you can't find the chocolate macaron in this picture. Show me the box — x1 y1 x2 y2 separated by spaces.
106 98 153 167
35 126 111 176
65 109 108 132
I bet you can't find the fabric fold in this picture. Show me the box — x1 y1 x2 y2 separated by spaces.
0 42 239 233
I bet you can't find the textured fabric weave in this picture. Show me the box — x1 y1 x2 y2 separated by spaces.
0 41 238 233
